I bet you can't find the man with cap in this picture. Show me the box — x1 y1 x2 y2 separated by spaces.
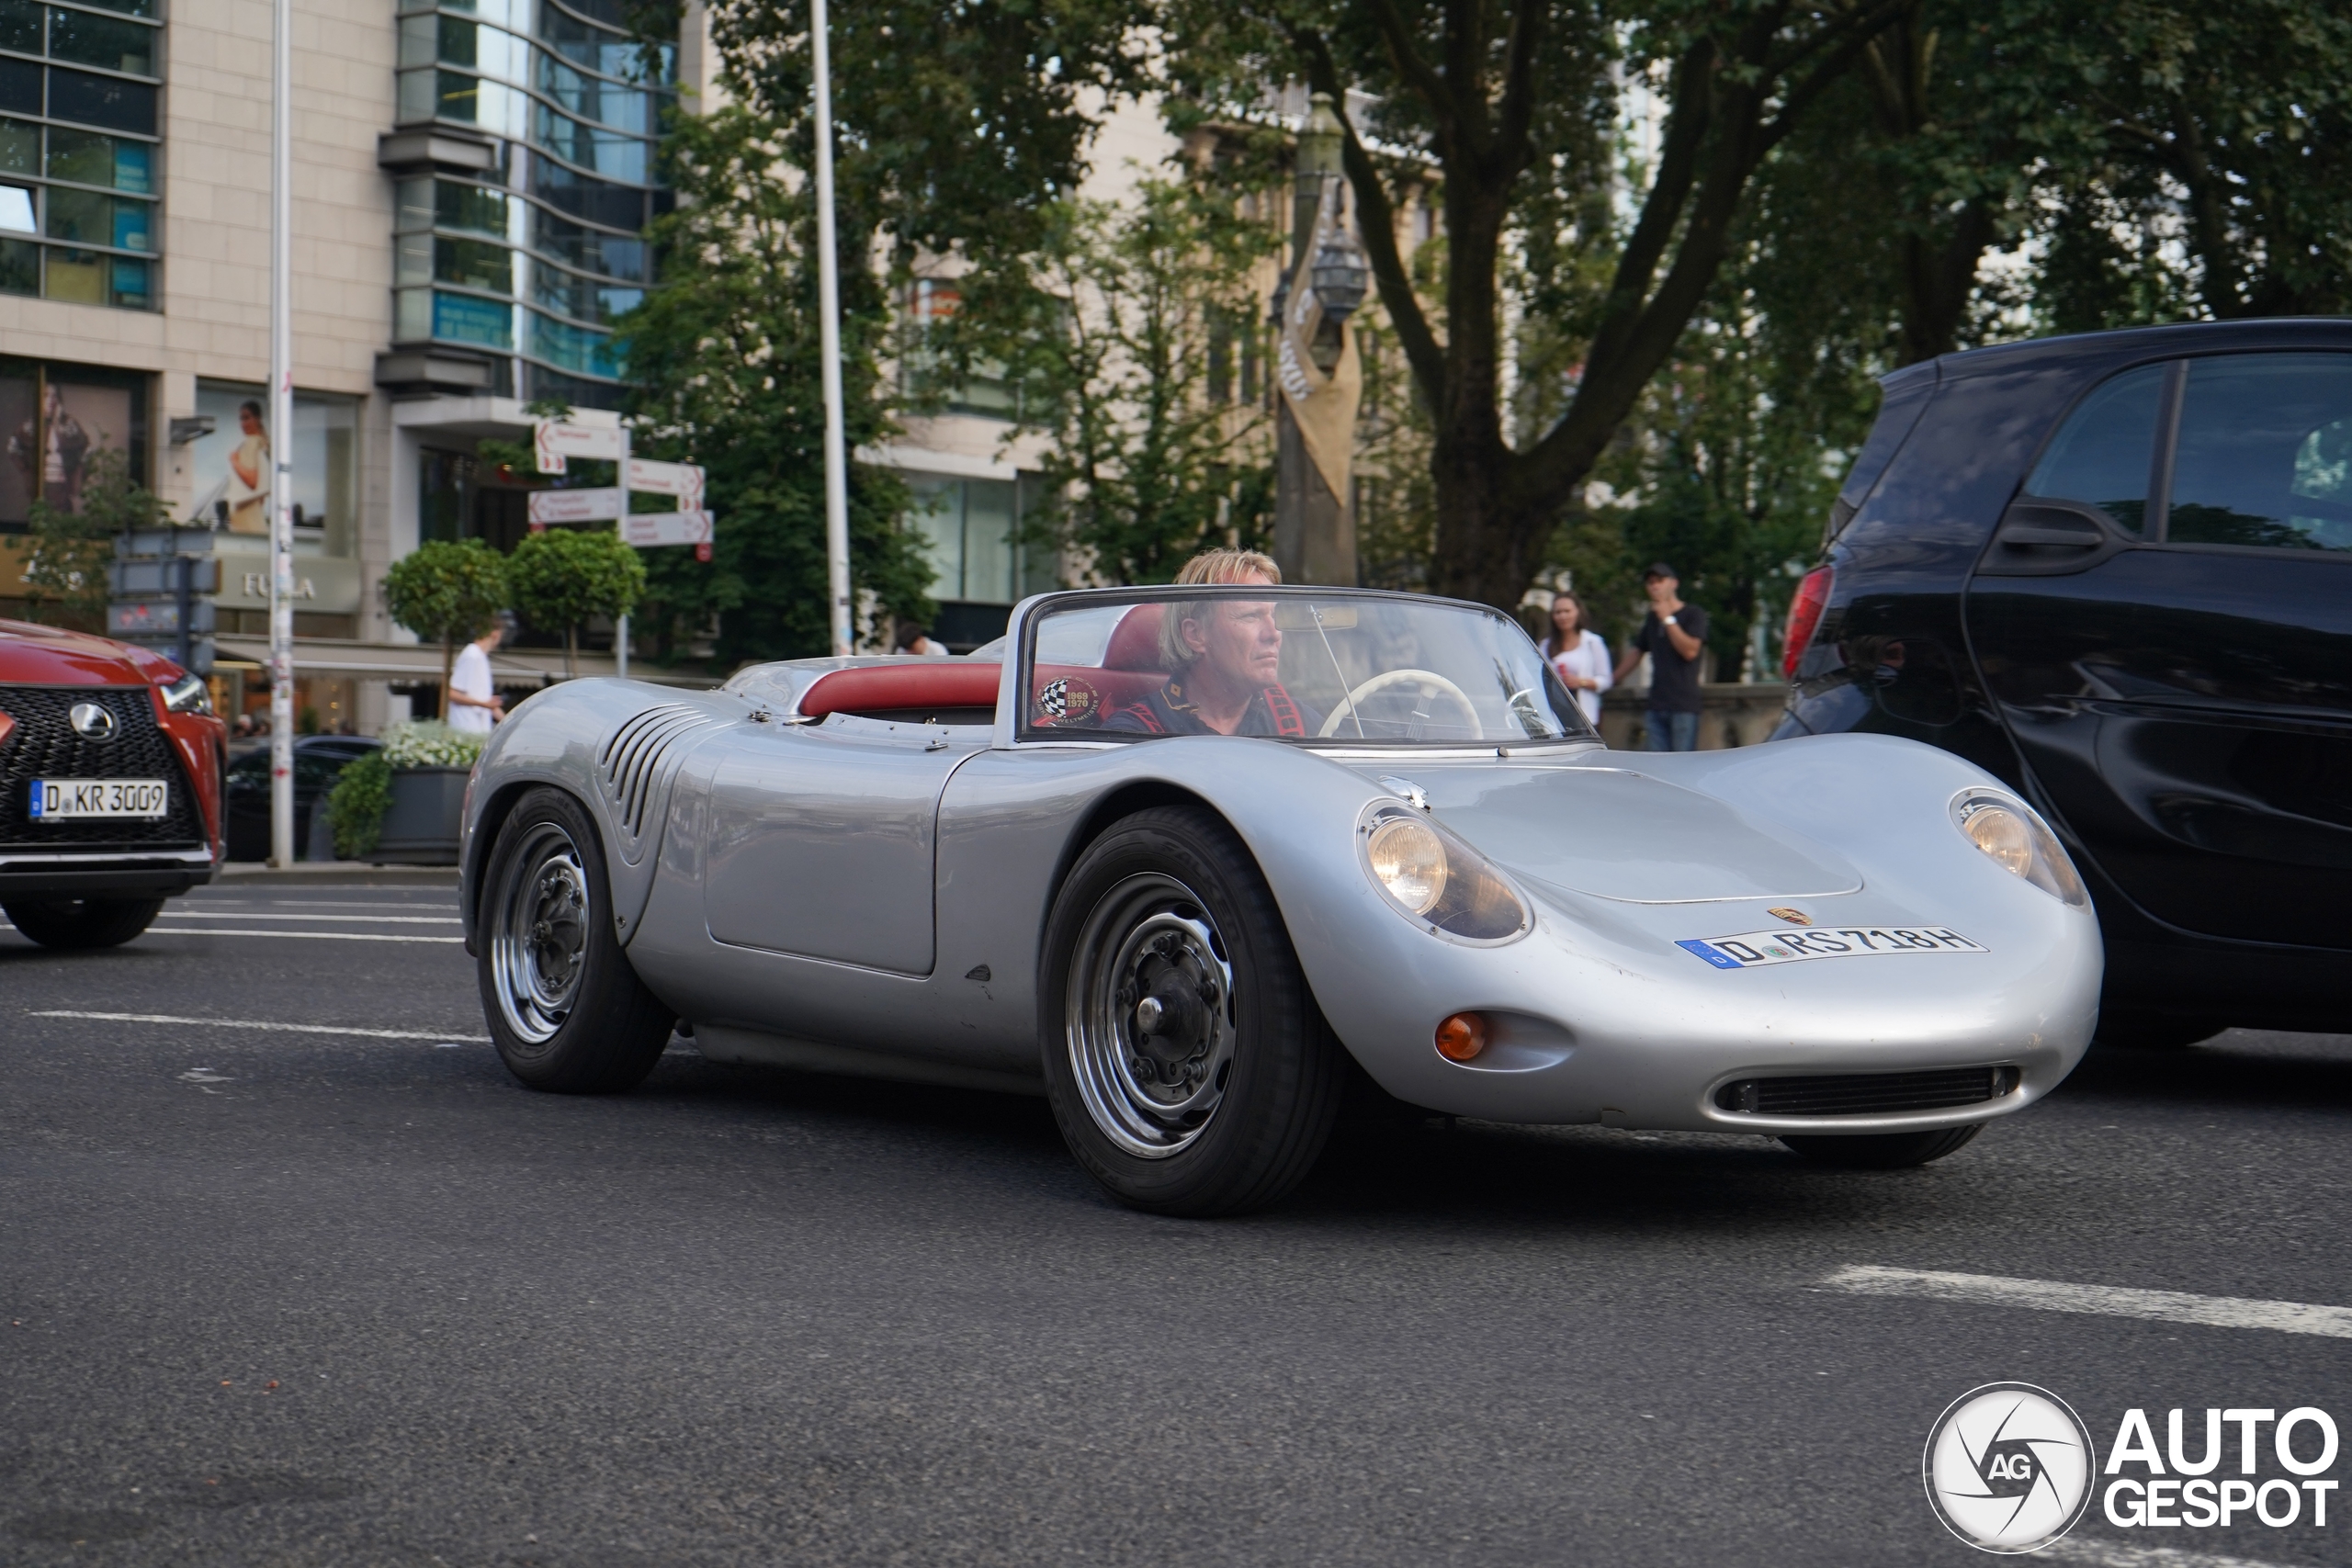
1613 562 1708 751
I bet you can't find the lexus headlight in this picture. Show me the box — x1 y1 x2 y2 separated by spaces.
1359 805 1530 942
160 672 212 716
1952 791 2086 907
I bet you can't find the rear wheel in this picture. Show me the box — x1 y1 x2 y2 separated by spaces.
1042 806 1344 1216
477 787 672 1093
2 897 164 949
1781 1124 1982 1169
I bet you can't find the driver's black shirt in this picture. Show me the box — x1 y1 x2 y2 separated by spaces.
1100 676 1322 738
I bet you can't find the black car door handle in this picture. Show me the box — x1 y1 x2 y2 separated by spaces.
1996 515 2105 548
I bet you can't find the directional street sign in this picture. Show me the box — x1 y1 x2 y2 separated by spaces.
527 487 625 525
534 420 624 473
627 458 705 507
621 510 715 547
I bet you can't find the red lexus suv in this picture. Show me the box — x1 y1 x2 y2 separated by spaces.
0 616 225 948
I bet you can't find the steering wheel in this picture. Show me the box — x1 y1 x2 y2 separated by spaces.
1317 668 1483 739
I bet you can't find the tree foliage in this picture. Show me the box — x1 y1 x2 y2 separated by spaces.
18 448 166 628
939 175 1283 585
507 525 647 677
382 537 510 716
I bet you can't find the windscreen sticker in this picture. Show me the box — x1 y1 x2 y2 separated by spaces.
1679 927 1986 969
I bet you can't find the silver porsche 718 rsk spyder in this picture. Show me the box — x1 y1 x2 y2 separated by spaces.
458 586 2103 1215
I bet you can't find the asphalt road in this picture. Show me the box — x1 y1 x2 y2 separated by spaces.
5 878 2348 1567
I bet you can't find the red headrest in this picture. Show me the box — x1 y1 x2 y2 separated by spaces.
797 661 1001 718
1102 604 1169 671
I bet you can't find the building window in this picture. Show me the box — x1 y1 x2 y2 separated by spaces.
390 0 673 409
0 0 164 310
907 473 1054 604
0 356 147 532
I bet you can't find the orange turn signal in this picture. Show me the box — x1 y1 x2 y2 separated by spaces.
1434 1011 1489 1063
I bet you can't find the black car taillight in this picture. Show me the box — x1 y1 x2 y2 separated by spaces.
1782 565 1835 679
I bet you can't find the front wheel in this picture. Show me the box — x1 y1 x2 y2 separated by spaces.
2 897 164 949
1042 806 1344 1216
477 787 672 1093
1781 1123 1983 1169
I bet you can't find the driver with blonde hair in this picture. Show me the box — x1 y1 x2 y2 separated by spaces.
1101 549 1324 737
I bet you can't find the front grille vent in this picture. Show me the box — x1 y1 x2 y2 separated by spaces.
599 704 712 844
0 683 204 851
1713 1066 2018 1117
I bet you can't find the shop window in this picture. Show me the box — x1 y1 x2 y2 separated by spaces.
0 357 149 530
185 382 358 557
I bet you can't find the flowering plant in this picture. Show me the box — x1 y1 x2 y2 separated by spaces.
380 720 486 771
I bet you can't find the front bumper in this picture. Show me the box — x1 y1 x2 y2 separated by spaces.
0 846 215 898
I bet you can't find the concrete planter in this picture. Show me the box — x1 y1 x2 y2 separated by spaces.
1600 683 1791 751
374 766 469 864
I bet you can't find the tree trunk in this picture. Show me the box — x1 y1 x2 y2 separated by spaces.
439 636 454 722
565 626 578 682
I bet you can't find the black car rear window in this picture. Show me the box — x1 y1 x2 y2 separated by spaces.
1838 366 1937 512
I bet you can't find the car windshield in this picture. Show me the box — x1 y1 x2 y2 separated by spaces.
1020 589 1597 747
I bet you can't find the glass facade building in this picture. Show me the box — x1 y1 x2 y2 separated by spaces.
391 0 673 408
0 0 162 310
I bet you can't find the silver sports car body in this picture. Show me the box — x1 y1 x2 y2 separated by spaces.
459 585 2102 1213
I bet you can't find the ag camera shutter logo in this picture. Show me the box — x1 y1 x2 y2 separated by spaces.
1924 1382 2098 1552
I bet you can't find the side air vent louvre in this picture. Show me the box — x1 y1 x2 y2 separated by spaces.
600 704 714 843
1713 1066 2018 1117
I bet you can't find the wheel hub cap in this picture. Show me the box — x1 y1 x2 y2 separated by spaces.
1067 874 1237 1158
491 824 590 1047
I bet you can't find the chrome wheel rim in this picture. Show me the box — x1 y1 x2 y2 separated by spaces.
492 823 591 1046
1066 872 1237 1158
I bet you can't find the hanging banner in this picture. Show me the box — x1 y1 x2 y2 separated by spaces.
527 487 624 525
534 420 624 474
621 509 715 547
1274 180 1364 502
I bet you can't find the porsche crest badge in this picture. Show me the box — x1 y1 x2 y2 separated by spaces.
1767 908 1812 926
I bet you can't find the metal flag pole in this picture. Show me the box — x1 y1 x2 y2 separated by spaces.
810 0 853 657
266 0 295 865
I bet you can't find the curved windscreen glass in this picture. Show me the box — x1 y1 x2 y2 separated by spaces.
1019 589 1598 746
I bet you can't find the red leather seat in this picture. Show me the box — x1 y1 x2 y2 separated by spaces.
1102 603 1168 671
797 661 1001 719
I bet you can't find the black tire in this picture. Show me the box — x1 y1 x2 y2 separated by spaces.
2095 1010 2222 1050
1781 1123 1983 1169
1041 806 1344 1216
476 786 672 1093
2 897 164 949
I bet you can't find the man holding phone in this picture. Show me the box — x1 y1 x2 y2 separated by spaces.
1613 562 1708 751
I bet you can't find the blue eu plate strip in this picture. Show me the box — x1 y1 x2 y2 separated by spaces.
1677 939 1743 969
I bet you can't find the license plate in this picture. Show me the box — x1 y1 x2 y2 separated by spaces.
28 779 169 819
1678 925 1985 969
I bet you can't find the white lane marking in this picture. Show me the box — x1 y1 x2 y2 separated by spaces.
187 898 458 909
33 1010 490 1043
2045 1538 2297 1568
144 927 464 944
163 911 461 925
1822 1265 2352 1338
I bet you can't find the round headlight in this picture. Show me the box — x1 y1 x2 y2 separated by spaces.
1366 816 1448 916
1959 802 2033 876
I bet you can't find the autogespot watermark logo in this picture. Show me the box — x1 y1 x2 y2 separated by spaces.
1925 1389 2344 1552
1923 1383 2098 1553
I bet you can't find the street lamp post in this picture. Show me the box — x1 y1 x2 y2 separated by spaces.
811 0 853 657
266 0 294 864
1272 92 1369 588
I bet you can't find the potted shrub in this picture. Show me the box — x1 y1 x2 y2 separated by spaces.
322 721 485 865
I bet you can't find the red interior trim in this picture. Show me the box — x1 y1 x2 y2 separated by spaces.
797 662 1003 718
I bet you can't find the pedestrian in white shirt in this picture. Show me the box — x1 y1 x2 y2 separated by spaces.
1540 592 1611 726
448 615 511 733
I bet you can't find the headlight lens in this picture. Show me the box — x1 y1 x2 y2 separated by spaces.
1366 816 1447 915
1952 792 2086 906
1359 806 1530 942
160 672 212 716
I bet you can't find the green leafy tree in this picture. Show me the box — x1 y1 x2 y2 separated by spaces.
1159 0 1916 611
618 104 926 662
940 175 1282 584
381 537 509 718
507 525 646 679
19 448 167 629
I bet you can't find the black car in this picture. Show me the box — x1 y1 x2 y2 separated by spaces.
223 735 380 863
1775 319 2352 1045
